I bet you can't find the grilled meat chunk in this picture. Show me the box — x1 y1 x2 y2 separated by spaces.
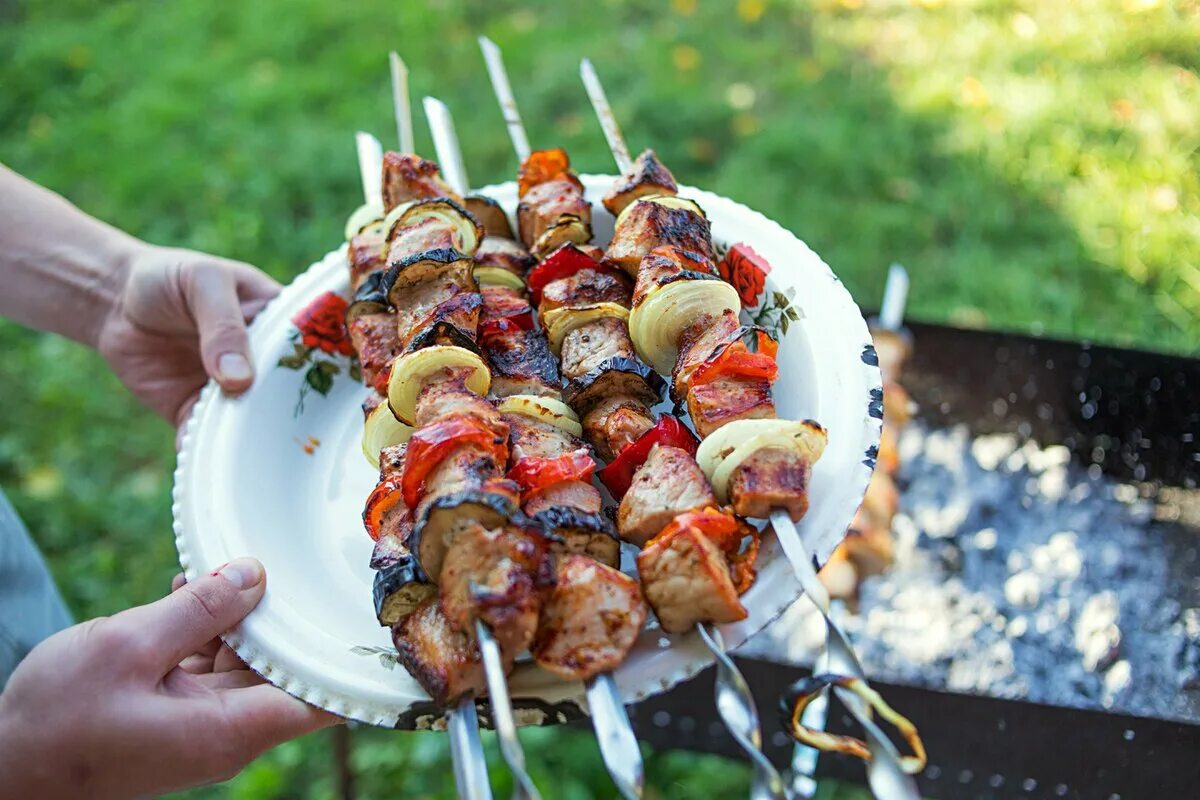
505 413 581 462
413 369 506 430
382 152 460 212
387 217 461 264
392 598 486 706
379 443 408 480
393 278 472 346
486 329 562 398
480 285 531 323
370 531 409 570
539 268 631 316
438 522 553 657
673 310 743 397
727 445 813 522
349 223 389 291
631 245 719 309
617 444 716 546
363 391 385 419
476 236 535 277
559 318 638 380
636 525 747 634
348 312 402 394
686 376 776 438
532 555 648 680
606 201 714 277
602 149 679 216
522 480 602 517
581 395 656 462
398 292 482 354
517 179 591 250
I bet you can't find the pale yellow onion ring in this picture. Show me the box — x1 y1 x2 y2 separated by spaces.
473 265 528 291
386 345 490 425
628 279 739 375
344 202 385 242
361 402 414 467
496 395 584 438
699 418 828 503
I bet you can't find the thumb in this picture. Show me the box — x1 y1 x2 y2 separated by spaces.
115 558 267 675
184 262 257 394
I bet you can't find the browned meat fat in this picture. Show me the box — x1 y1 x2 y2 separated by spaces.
438 523 553 658
517 179 591 249
475 236 535 276
505 413 583 462
559 317 638 380
532 555 648 680
485 329 562 399
605 201 713 277
348 312 401 393
673 310 743 397
727 445 811 522
581 395 656 462
349 223 388 291
617 444 716 546
539 268 631 316
631 245 719 309
685 376 776 438
413 369 505 430
522 480 602 517
636 526 747 634
602 149 679 217
392 597 486 706
381 152 460 212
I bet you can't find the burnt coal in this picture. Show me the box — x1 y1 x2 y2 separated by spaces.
753 422 1200 722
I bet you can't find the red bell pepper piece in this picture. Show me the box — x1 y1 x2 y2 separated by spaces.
479 310 535 342
597 416 699 499
689 331 779 389
400 417 508 508
507 448 596 501
363 477 403 541
526 244 597 306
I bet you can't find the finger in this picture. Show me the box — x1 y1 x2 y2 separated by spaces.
231 262 281 304
113 558 267 675
197 669 264 690
222 684 342 751
172 573 186 592
179 653 215 674
183 264 256 394
213 642 247 673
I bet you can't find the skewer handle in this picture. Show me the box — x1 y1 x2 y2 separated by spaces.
769 510 920 800
390 51 415 154
355 131 384 207
584 675 644 800
448 697 494 800
423 96 471 197
476 620 542 800
579 58 633 174
878 263 909 332
478 36 532 163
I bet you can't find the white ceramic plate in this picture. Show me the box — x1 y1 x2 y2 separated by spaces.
173 176 882 728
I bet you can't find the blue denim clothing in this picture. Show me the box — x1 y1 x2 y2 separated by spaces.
0 488 72 689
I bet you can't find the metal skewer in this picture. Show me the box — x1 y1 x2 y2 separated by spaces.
427 88 643 800
375 65 494 800
579 56 787 800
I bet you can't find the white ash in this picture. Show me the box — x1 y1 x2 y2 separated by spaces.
752 423 1200 721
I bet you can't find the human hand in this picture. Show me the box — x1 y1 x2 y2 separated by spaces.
97 243 280 428
0 558 340 799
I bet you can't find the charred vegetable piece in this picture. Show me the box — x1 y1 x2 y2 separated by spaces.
386 345 491 425
507 449 596 502
464 195 515 240
562 355 664 417
374 557 436 626
602 148 679 217
531 507 621 569
412 487 524 583
628 273 740 376
363 477 407 542
370 532 409 570
361 403 414 468
517 147 581 197
401 416 509 509
386 248 475 296
695 418 827 506
597 416 698 500
527 243 603 305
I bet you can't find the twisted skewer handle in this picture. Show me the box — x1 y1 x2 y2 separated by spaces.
448 697 495 800
698 624 788 800
769 511 919 800
476 620 542 800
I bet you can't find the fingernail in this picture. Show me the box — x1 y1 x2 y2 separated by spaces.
217 558 264 590
218 352 252 383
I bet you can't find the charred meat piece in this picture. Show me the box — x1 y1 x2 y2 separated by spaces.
363 391 385 418
393 598 486 706
617 444 716 546
522 480 602 517
476 236 535 277
349 223 389 291
517 179 591 250
539 268 631 316
631 245 719 309
606 201 714 277
505 413 582 463
348 312 402 395
370 531 409 570
412 444 505 523
412 368 504 430
532 555 648 680
673 310 743 397
602 149 679 217
559 318 638 380
581 395 656 462
486 329 562 398
438 522 553 657
393 279 473 347
382 152 460 212
399 292 482 354
636 525 747 634
387 217 461 264
727 445 811 522
686 376 776 438
379 443 408 479
480 286 532 322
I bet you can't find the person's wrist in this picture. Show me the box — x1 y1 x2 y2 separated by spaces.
85 235 143 352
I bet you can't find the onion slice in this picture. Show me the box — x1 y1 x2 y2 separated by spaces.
473 265 528 291
628 278 739 375
361 402 415 467
496 394 584 438
696 418 828 503
386 345 490 424
345 203 386 242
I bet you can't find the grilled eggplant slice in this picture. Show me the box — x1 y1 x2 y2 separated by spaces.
394 198 482 255
387 248 476 296
370 532 409 570
464 195 515 240
412 487 525 583
602 149 679 216
531 507 621 568
387 345 491 424
530 213 591 260
346 270 393 324
373 556 436 626
562 355 665 415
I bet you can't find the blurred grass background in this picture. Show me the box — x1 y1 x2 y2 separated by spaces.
0 0 1196 797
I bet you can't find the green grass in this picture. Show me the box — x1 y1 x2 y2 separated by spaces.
0 0 1195 796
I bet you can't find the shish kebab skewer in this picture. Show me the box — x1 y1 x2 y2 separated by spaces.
479 37 787 800
579 59 926 798
350 55 547 800
423 94 647 800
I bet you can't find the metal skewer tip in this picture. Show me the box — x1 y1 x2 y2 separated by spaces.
475 620 542 800
354 131 384 208
478 36 532 163
389 51 415 155
584 674 644 800
422 96 471 198
579 58 633 174
878 263 909 332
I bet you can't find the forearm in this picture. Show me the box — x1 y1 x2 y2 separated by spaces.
0 164 145 349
